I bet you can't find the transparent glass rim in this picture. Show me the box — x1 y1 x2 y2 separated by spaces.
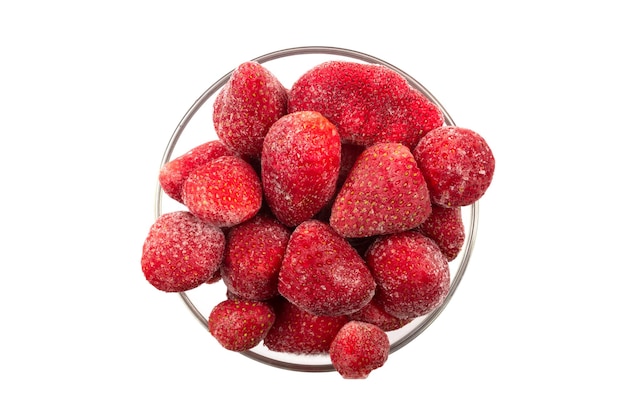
154 46 479 372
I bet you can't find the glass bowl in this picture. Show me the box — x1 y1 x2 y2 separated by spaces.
154 46 479 372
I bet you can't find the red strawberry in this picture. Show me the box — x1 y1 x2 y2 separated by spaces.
418 204 465 261
213 61 288 159
278 220 376 317
263 297 349 354
141 211 225 292
159 140 236 204
330 142 432 238
182 155 262 227
329 321 390 379
413 126 495 207
221 213 291 301
261 111 341 227
208 299 275 352
348 296 413 332
366 231 450 319
289 61 443 148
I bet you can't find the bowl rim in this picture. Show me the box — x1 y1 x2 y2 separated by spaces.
154 45 479 372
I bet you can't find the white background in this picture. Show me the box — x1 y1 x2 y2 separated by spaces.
2 1 624 415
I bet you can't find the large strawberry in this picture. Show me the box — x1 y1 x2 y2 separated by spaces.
289 61 443 148
182 155 262 228
141 211 225 292
261 111 341 227
277 220 376 317
208 299 275 352
413 126 495 207
330 142 431 238
365 231 450 319
221 212 291 301
263 297 349 354
213 61 288 159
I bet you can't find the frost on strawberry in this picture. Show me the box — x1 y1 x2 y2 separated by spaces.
261 111 341 227
208 299 275 352
221 213 291 301
418 205 465 261
213 61 288 159
182 155 262 228
141 211 225 292
413 126 495 207
329 321 390 379
330 142 431 238
277 220 376 317
289 61 443 148
366 231 450 319
158 140 236 204
263 297 349 354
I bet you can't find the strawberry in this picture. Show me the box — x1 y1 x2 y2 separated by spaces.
330 142 432 238
182 155 262 227
418 204 465 261
365 231 450 319
329 321 390 379
208 299 275 352
261 111 341 227
289 61 443 148
263 297 349 354
278 220 376 317
221 213 291 301
213 61 288 159
158 140 236 204
413 126 495 207
141 211 225 292
348 296 413 332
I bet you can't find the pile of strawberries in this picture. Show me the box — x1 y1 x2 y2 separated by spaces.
141 59 495 378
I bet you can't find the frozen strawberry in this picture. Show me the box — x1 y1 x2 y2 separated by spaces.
261 111 341 227
289 61 443 148
263 297 349 354
329 321 390 379
221 213 291 301
278 220 376 317
213 61 288 159
330 142 432 238
141 211 225 292
365 231 450 319
208 299 275 352
182 155 262 227
348 296 413 332
418 205 465 261
158 140 236 204
413 126 495 207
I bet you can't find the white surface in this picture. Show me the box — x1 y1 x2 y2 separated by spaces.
1 1 624 416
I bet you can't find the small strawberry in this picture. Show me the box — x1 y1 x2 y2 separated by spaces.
413 126 495 207
366 231 450 319
277 220 376 317
208 299 275 352
182 155 262 227
289 61 443 148
261 111 341 227
418 204 465 261
221 213 291 301
158 140 236 204
141 211 225 292
329 321 390 379
213 61 288 159
263 297 349 354
330 142 432 238
348 296 413 332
